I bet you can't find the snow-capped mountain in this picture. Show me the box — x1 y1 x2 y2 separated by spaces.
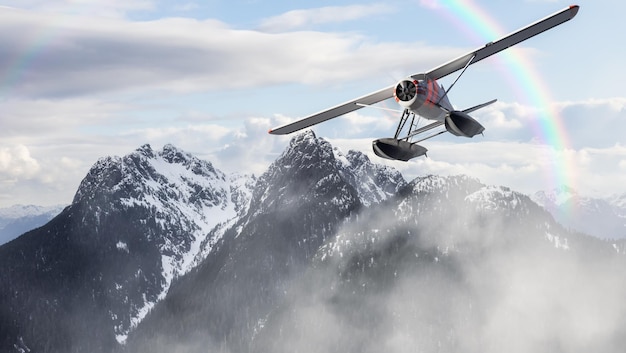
0 144 255 352
0 204 65 245
532 187 626 239
1 132 625 353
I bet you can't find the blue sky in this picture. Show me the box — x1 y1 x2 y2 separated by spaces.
0 0 624 207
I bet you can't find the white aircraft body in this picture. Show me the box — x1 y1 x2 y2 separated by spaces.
269 5 579 161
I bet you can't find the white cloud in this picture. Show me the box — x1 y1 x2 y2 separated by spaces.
323 136 626 199
258 3 395 33
553 97 626 149
0 98 130 138
334 110 398 138
480 108 523 130
206 116 292 176
0 145 40 180
121 124 232 147
0 8 461 99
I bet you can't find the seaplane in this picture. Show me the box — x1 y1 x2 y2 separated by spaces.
269 5 579 161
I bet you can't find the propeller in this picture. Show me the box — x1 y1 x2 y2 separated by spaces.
394 80 417 102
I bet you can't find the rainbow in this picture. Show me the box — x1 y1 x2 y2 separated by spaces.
430 0 577 198
0 10 62 99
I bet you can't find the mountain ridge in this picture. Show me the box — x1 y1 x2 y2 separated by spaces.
1 133 625 353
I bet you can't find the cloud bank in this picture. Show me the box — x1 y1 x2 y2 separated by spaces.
258 3 395 32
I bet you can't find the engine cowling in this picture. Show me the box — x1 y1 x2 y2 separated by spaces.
394 79 421 111
444 111 485 137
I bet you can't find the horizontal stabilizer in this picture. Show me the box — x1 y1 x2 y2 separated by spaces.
463 99 497 114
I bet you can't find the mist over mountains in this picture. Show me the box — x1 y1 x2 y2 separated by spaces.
1 131 625 353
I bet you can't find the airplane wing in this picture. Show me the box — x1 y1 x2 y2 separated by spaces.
269 85 394 135
269 5 579 136
417 5 579 81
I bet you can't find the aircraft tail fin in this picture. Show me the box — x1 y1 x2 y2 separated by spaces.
463 99 497 114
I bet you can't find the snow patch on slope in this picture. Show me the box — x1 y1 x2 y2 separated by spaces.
332 146 405 207
466 186 523 211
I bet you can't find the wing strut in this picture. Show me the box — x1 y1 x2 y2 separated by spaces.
436 54 476 108
355 103 404 114
394 109 412 139
403 121 445 140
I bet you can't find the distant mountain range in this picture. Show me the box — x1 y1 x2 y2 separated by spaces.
532 186 626 239
0 204 65 246
1 131 625 353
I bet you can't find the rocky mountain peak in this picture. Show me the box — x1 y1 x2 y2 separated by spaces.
73 144 226 207
62 144 255 344
247 131 358 220
136 143 156 158
279 129 336 170
247 131 407 219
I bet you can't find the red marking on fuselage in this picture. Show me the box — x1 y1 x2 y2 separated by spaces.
425 78 439 106
424 79 432 105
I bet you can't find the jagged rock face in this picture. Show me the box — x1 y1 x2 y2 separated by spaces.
334 148 406 206
246 130 361 221
246 131 406 218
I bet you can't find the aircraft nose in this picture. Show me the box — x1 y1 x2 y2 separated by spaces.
395 80 417 102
